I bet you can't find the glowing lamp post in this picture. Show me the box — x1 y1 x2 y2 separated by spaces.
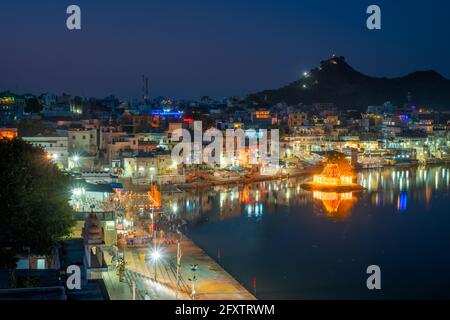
150 247 162 281
70 155 80 170
150 210 154 238
188 264 198 300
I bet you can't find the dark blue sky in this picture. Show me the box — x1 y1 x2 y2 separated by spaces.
1 0 450 100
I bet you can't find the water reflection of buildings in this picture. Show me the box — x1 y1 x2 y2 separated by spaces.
176 166 450 222
179 180 313 223
359 166 450 211
313 191 356 219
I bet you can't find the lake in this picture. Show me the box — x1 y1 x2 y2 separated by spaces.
174 166 450 299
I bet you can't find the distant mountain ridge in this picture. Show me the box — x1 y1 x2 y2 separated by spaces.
248 56 450 109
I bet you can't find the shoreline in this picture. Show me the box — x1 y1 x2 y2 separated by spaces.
178 167 322 191
178 234 257 300
118 160 450 193
172 164 450 300
133 161 450 300
102 234 256 300
177 160 450 191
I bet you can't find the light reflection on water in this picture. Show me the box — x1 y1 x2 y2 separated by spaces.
170 166 450 299
359 166 450 212
174 166 450 223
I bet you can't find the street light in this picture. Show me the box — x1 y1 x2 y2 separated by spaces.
150 247 162 281
72 187 85 197
150 210 155 238
189 264 199 300
175 229 183 300
172 202 178 214
71 155 80 170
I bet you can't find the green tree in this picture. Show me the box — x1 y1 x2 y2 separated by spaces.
0 139 75 269
323 151 355 177
17 119 56 137
25 97 43 114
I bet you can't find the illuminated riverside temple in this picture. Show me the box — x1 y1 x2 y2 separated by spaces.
302 161 364 192
300 160 362 218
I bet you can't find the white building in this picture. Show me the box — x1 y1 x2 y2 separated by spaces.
69 128 98 156
122 153 175 179
22 135 69 169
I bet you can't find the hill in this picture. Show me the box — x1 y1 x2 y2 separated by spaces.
248 56 450 109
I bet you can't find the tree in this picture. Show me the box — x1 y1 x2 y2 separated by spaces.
17 119 56 137
0 138 75 269
24 97 43 114
323 151 355 177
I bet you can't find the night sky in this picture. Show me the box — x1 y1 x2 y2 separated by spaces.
1 0 450 100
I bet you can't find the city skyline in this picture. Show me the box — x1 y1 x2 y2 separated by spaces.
1 0 450 305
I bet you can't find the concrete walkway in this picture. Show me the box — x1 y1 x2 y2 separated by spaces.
123 236 256 300
102 268 133 300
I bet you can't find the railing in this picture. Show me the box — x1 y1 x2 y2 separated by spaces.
73 211 116 221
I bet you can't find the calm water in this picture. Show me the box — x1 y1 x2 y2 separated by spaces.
174 166 450 299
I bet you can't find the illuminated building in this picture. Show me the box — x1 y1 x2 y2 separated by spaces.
0 97 15 105
251 109 273 128
0 94 26 123
313 173 353 185
254 110 270 119
0 128 18 140
122 152 178 182
68 128 99 156
313 162 355 186
22 135 69 169
288 112 308 128
302 160 363 192
151 110 183 117
120 111 153 133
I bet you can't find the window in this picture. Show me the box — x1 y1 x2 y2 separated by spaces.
72 136 76 140
16 259 29 270
36 259 46 270
83 135 86 139
106 221 115 230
